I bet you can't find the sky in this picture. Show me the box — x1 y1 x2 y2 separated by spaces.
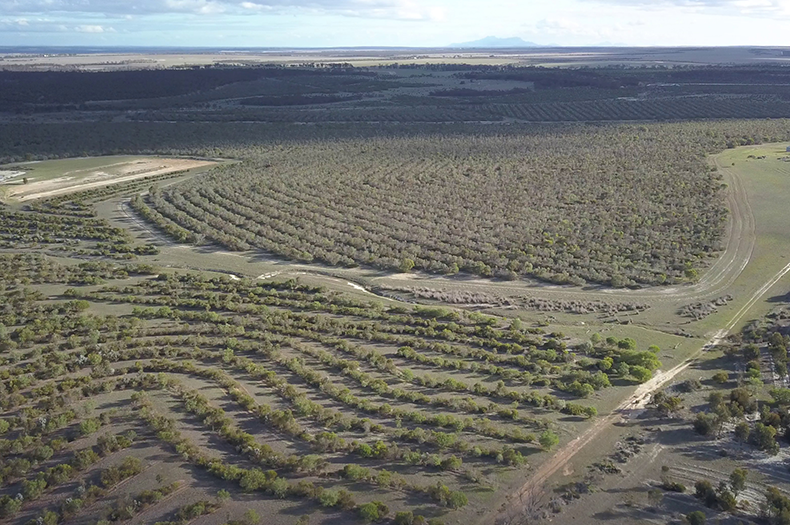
0 0 789 47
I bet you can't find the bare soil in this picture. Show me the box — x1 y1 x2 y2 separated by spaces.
7 158 215 201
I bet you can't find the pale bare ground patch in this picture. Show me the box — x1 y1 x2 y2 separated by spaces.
8 158 216 201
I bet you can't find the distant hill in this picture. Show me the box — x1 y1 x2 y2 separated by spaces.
449 36 539 48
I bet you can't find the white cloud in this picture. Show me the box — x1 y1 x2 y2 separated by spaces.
76 24 111 32
0 18 115 33
0 0 449 20
588 0 790 17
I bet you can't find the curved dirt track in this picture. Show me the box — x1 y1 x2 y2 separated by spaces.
491 257 790 525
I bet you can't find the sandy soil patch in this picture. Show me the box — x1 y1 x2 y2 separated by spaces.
7 158 215 201
0 170 25 182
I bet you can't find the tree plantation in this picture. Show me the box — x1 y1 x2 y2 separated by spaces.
3 57 790 525
135 120 790 286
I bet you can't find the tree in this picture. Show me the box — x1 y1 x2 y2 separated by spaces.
765 486 790 524
239 468 270 492
734 421 750 442
630 365 652 383
539 430 559 451
686 511 706 525
770 388 790 406
730 388 757 413
712 372 729 384
716 485 737 512
359 502 380 522
399 258 415 273
729 468 747 496
0 495 22 518
694 480 717 507
270 477 289 498
693 413 716 436
751 422 779 454
243 509 261 525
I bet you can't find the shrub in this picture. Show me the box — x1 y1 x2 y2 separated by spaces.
447 491 468 509
358 503 378 522
79 418 102 435
662 481 686 493
693 413 717 436
319 490 339 508
243 509 261 525
712 372 729 384
686 511 706 525
539 430 559 451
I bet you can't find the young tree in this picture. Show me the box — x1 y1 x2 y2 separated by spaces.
243 509 261 525
734 421 750 442
358 502 380 522
751 422 779 454
729 468 747 496
539 430 559 451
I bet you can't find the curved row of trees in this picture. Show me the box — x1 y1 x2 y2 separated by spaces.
141 120 790 286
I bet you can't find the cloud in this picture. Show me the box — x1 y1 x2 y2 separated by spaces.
76 24 113 32
0 18 115 32
0 0 448 20
587 0 790 16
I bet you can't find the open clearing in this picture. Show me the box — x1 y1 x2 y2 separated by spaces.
0 155 216 202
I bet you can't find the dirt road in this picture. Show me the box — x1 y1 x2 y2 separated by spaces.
491 258 790 525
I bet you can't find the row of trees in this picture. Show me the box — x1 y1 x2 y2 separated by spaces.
140 121 790 286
